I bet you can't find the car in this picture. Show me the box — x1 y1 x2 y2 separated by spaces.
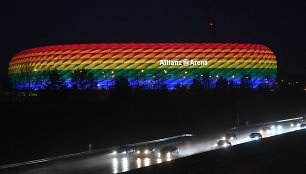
249 133 263 140
215 140 232 148
159 146 179 157
221 133 237 141
113 145 135 155
290 121 302 127
300 123 306 128
270 124 282 129
260 127 271 134
135 147 156 156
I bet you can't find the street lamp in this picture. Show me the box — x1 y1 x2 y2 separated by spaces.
106 72 109 89
106 70 114 89
137 70 144 87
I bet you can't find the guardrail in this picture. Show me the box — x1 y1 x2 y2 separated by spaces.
229 116 303 130
124 134 194 147
0 149 105 170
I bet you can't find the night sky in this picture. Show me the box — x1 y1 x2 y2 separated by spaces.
1 0 306 78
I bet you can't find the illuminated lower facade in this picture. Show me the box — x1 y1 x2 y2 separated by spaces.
9 43 277 90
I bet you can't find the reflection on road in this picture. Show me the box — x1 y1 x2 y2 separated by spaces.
112 156 173 173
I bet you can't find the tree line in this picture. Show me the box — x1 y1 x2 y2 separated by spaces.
11 67 275 91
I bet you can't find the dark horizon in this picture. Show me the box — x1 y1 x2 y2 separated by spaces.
1 0 306 79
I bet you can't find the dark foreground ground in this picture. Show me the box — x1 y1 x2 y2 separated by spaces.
1 89 306 165
127 129 306 174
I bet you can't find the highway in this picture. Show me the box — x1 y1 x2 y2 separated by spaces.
1 116 305 174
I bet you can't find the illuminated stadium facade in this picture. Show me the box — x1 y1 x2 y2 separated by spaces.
9 43 277 90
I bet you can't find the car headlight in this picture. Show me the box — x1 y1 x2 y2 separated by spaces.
113 151 117 155
223 144 228 147
157 158 162 163
230 137 234 140
166 152 171 157
214 144 217 147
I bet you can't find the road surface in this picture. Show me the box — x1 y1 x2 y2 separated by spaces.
1 117 305 174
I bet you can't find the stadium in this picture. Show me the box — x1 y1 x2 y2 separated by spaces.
8 43 277 90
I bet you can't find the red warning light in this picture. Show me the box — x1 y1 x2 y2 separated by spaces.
208 21 214 27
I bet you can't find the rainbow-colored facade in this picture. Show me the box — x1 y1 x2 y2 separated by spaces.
9 43 277 90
